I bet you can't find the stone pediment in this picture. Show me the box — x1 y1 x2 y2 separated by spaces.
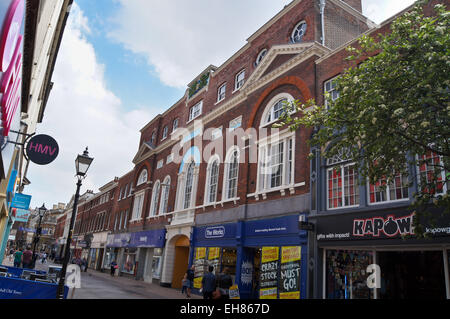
242 42 330 92
132 142 154 164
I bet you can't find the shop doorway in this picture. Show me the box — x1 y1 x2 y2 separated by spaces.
172 236 190 289
378 251 446 299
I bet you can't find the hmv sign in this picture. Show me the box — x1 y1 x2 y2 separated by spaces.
25 134 59 165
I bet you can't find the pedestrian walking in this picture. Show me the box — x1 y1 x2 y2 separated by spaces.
82 257 88 272
214 267 233 300
13 248 23 268
41 252 47 264
201 266 217 300
22 246 33 269
181 273 189 295
8 247 14 262
185 265 195 299
110 261 118 277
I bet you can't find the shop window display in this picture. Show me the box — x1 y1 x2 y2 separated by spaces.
104 248 117 268
122 248 137 274
326 250 374 299
152 248 163 279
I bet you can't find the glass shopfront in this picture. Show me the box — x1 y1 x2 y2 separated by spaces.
193 247 235 289
122 248 137 275
324 249 449 299
378 250 446 299
325 250 374 299
152 248 163 279
104 248 118 269
89 249 98 269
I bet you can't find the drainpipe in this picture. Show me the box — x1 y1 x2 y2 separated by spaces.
319 0 326 46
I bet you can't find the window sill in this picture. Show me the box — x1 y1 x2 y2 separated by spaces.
231 87 241 95
200 197 240 210
186 115 202 125
248 182 305 200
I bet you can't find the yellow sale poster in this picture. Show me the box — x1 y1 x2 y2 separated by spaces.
260 247 280 299
279 246 301 299
196 247 206 260
208 247 220 260
281 246 301 263
261 247 279 263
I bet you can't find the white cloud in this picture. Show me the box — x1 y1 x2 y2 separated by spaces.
107 0 292 88
106 0 418 89
363 0 416 24
26 3 156 208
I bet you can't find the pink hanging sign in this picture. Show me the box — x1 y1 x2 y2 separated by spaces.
0 0 24 137
0 0 24 72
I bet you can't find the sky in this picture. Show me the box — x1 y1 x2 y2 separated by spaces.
25 0 416 210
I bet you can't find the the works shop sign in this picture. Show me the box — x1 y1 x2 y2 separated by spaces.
317 208 450 242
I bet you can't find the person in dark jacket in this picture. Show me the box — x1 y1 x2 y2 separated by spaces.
201 266 217 299
216 267 233 300
110 261 118 277
185 265 195 299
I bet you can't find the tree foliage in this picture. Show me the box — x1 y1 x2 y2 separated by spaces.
279 0 450 236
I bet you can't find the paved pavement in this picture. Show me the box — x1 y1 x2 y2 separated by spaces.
2 256 201 299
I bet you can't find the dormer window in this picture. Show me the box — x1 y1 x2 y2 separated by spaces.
235 69 245 91
291 21 307 43
255 49 268 66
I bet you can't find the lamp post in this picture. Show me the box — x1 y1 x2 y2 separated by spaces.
31 204 47 268
56 147 93 299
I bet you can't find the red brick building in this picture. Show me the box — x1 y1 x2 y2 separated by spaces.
123 0 373 298
56 0 448 299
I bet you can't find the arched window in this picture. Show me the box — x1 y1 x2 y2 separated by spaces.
137 169 148 185
261 93 295 127
291 21 307 43
205 158 220 203
255 48 268 66
159 176 171 214
150 180 161 216
184 162 195 209
225 149 239 199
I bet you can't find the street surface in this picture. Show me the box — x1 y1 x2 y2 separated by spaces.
2 257 201 299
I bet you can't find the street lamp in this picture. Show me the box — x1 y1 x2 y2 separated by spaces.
31 203 47 268
56 147 93 299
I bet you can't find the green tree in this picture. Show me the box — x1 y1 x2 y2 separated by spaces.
279 0 449 236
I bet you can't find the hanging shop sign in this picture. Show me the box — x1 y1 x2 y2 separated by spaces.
259 247 279 299
279 246 301 299
11 192 31 209
316 207 450 242
14 208 30 222
25 134 59 165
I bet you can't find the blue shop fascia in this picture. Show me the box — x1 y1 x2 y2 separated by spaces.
106 228 166 283
189 213 308 299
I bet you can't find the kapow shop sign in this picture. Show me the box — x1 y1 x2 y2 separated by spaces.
353 214 415 238
317 208 450 242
